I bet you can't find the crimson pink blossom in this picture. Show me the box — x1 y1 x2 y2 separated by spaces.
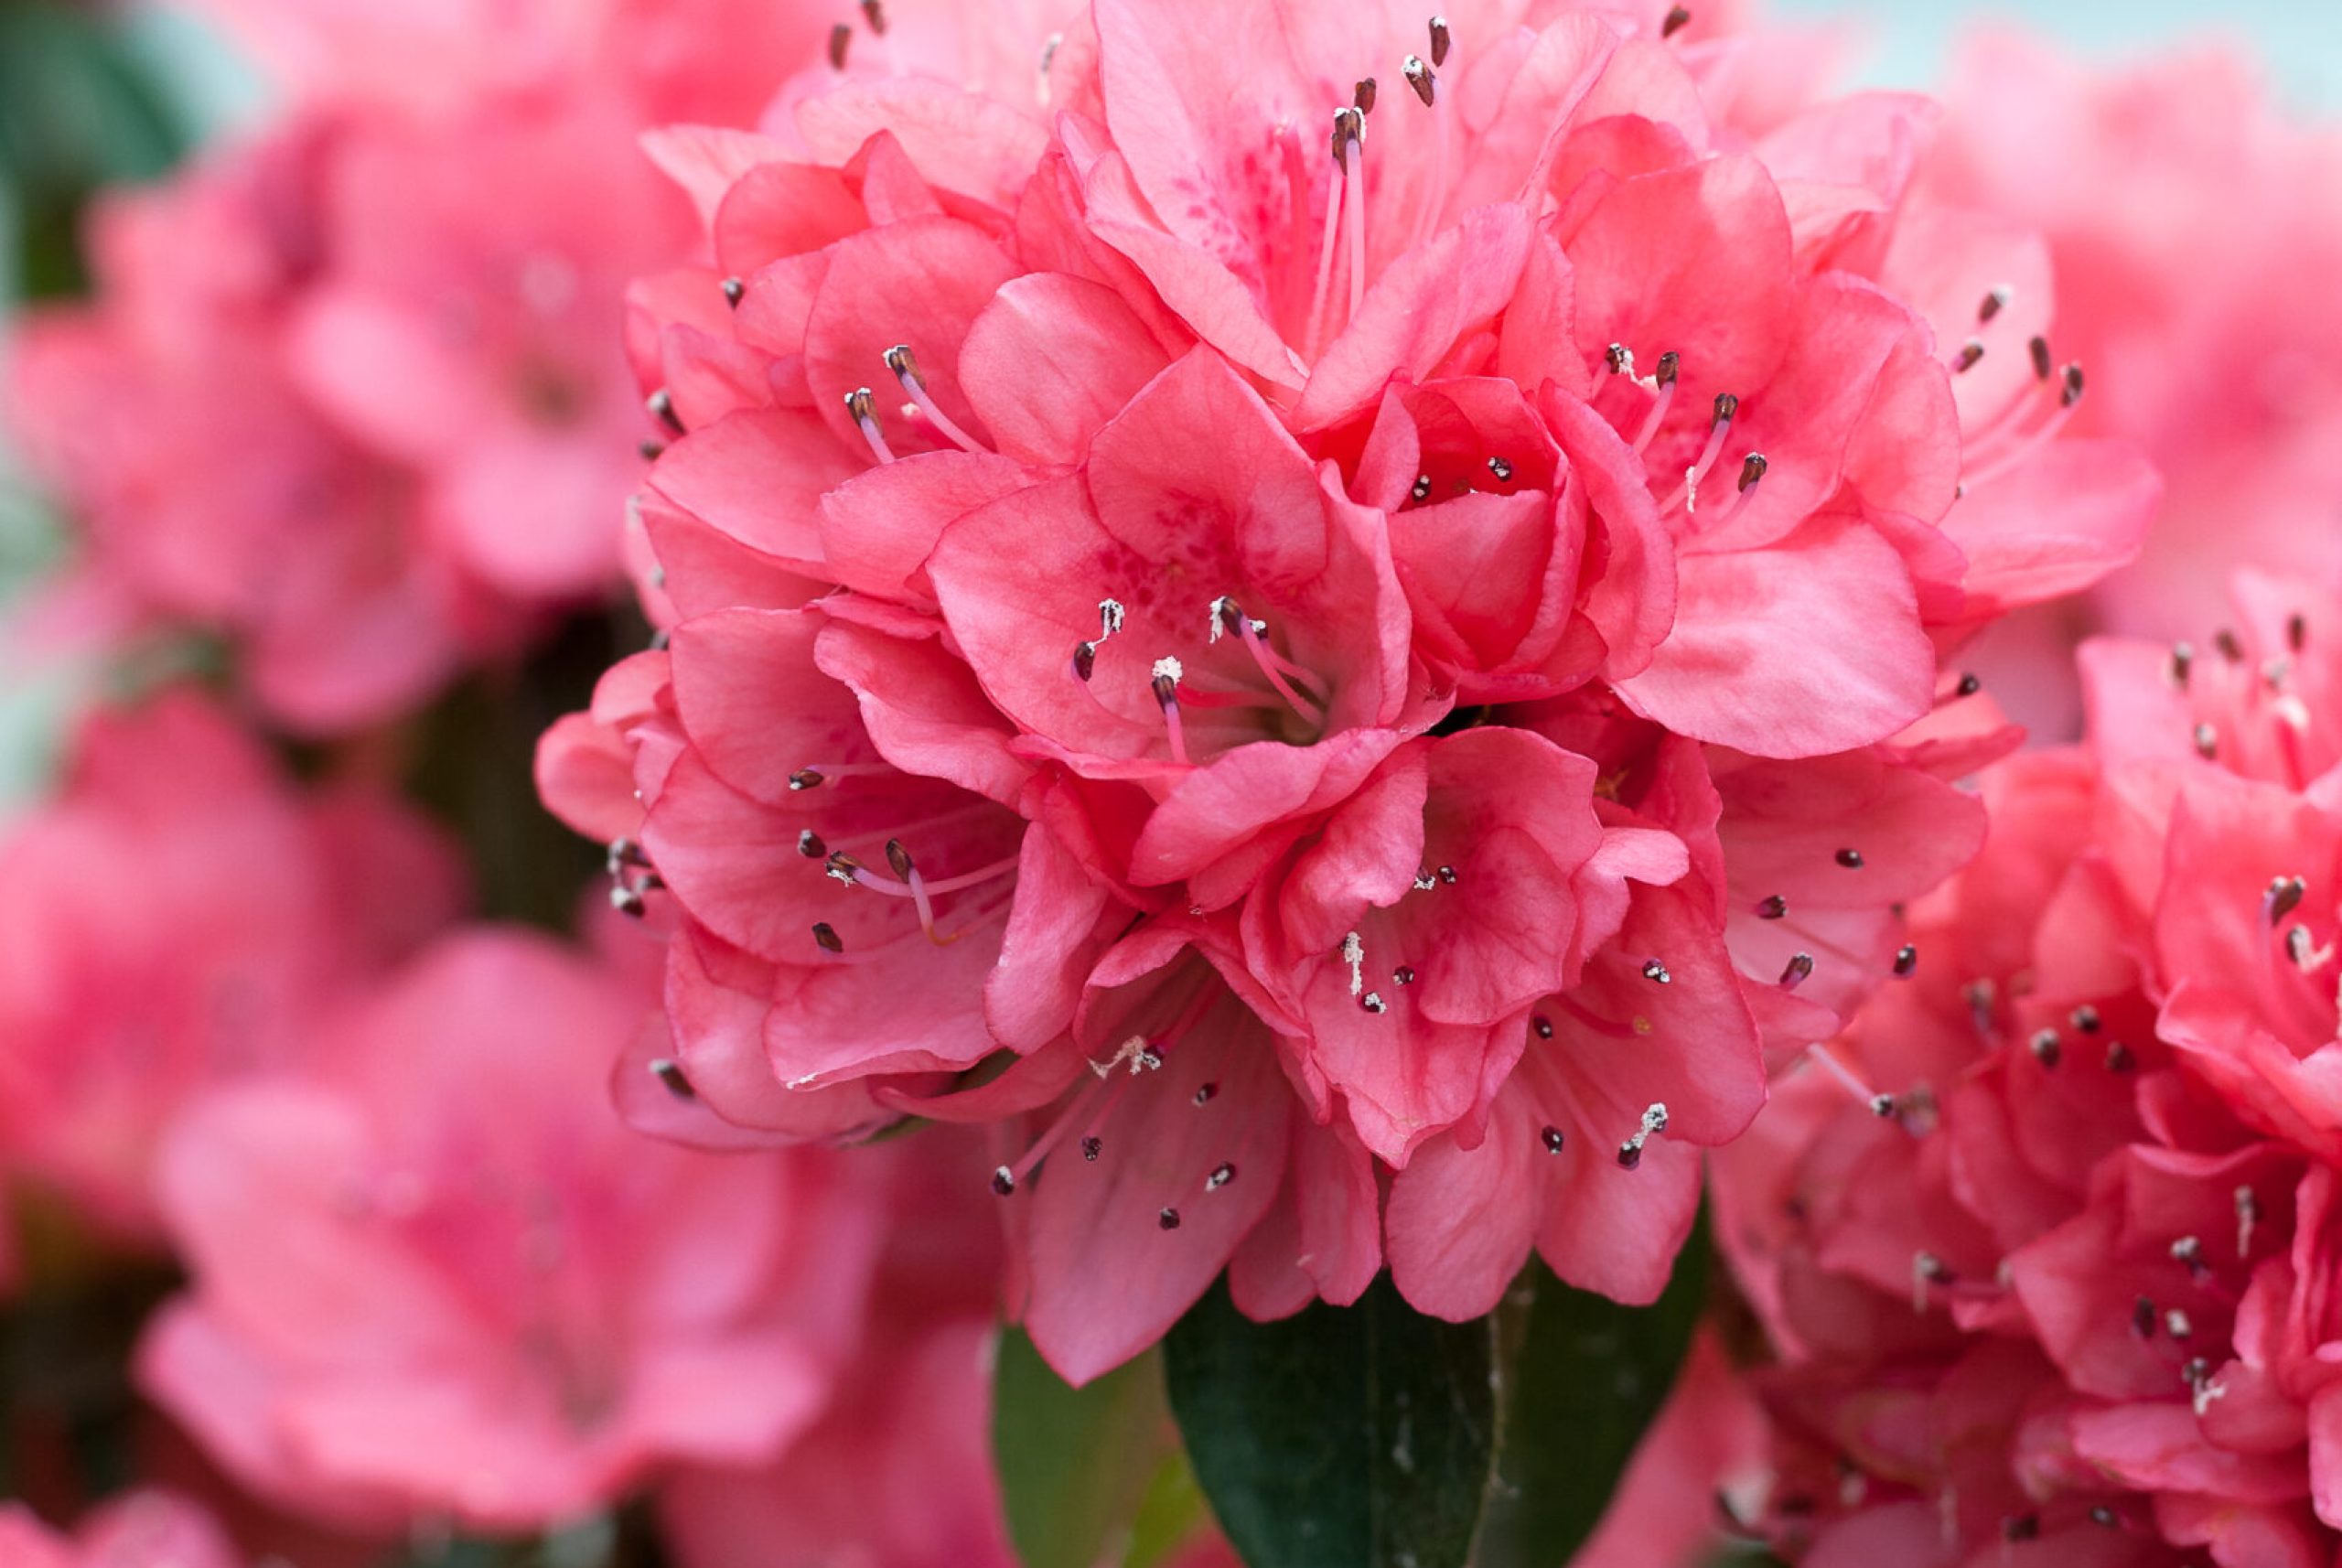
1711 575 2342 1564
540 0 2154 1383
135 929 881 1533
0 689 460 1240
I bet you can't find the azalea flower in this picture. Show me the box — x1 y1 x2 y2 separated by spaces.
1713 575 2342 1564
543 0 2154 1382
0 690 460 1240
136 929 881 1532
1924 33 2342 735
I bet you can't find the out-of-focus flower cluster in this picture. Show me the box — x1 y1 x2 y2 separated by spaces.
539 0 2153 1385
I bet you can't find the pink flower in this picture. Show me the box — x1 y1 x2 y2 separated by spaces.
1712 575 2342 1563
660 1131 1019 1568
1925 33 2342 734
548 0 2153 1381
136 929 880 1532
0 689 460 1239
0 1495 242 1568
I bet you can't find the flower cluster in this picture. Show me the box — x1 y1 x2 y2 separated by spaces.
1715 574 2342 1563
1 0 826 729
540 0 2154 1381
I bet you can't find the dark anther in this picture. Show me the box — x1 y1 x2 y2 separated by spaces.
2193 722 2218 759
1979 286 2010 323
1402 54 1435 107
1208 1162 1237 1190
1532 1015 1554 1039
1082 1136 1102 1161
2001 1515 2039 1542
721 275 745 307
1437 865 1458 884
2216 627 2245 662
1393 965 1416 985
1655 350 1680 386
2089 1507 2117 1528
2289 612 2307 652
2105 1040 2135 1073
1756 894 1789 919
1488 456 1515 482
796 829 826 860
1957 671 1982 696
1152 671 1180 708
2070 1004 2101 1033
2059 362 2085 407
1952 339 1984 372
2029 1029 2061 1069
1542 1125 1565 1154
991 1166 1015 1196
1869 1094 1896 1118
1427 15 1451 65
1642 960 1671 983
824 851 865 883
650 1058 695 1100
1712 392 1739 424
2268 875 2307 922
1661 4 1692 38
2028 336 2053 380
885 839 915 880
828 21 851 68
2133 1295 2157 1337
1355 78 1378 113
812 922 844 954
1736 452 1767 491
1617 1142 1643 1170
1835 847 1864 868
1893 944 1918 977
1194 1082 1218 1105
1158 1207 1182 1230
1071 640 1097 682
648 387 684 435
2170 641 2195 686
1411 474 1434 502
1779 951 1814 988
789 767 825 791
638 439 665 462
1605 342 1631 375
860 0 886 34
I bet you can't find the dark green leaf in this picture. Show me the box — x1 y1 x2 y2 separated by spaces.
1477 1218 1711 1567
993 1326 1173 1568
1164 1274 1499 1568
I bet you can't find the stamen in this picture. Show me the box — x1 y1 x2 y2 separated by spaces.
2193 722 2218 759
1951 339 1984 373
1426 15 1451 65
2070 1004 2100 1032
1159 1207 1182 1230
1979 285 2011 322
812 922 845 954
2060 363 2086 408
648 388 683 435
1893 944 1918 977
1531 1015 1553 1039
844 387 896 463
2290 613 2307 652
1082 1135 1101 1160
1339 107 1368 325
2104 1040 2135 1073
1355 78 1377 113
1487 456 1515 482
1153 658 1190 764
1542 1125 1565 1154
859 0 886 32
1194 1082 1218 1105
1661 394 1737 514
1617 1101 1669 1169
2029 337 2053 381
828 21 850 69
2029 1028 2062 1069
650 1058 694 1100
1698 451 1767 532
1631 351 1681 453
2132 1295 2156 1337
1206 1162 1237 1190
1661 4 1692 38
1806 1043 1893 1117
2265 875 2307 924
1912 1251 1950 1314
885 345 988 454
1071 640 1097 681
1642 960 1671 984
720 276 746 307
1756 894 1789 919
1834 847 1864 868
1957 671 1982 696
2169 642 2195 687
1778 952 1814 989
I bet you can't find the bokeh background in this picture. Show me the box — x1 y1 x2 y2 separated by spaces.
0 0 2336 810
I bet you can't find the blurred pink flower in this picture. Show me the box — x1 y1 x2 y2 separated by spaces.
543 0 2154 1383
0 689 461 1240
1925 34 2342 736
0 1494 242 1568
136 929 882 1532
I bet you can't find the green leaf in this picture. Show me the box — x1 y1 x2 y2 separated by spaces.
1164 1275 1499 1568
993 1326 1174 1568
1476 1218 1712 1567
